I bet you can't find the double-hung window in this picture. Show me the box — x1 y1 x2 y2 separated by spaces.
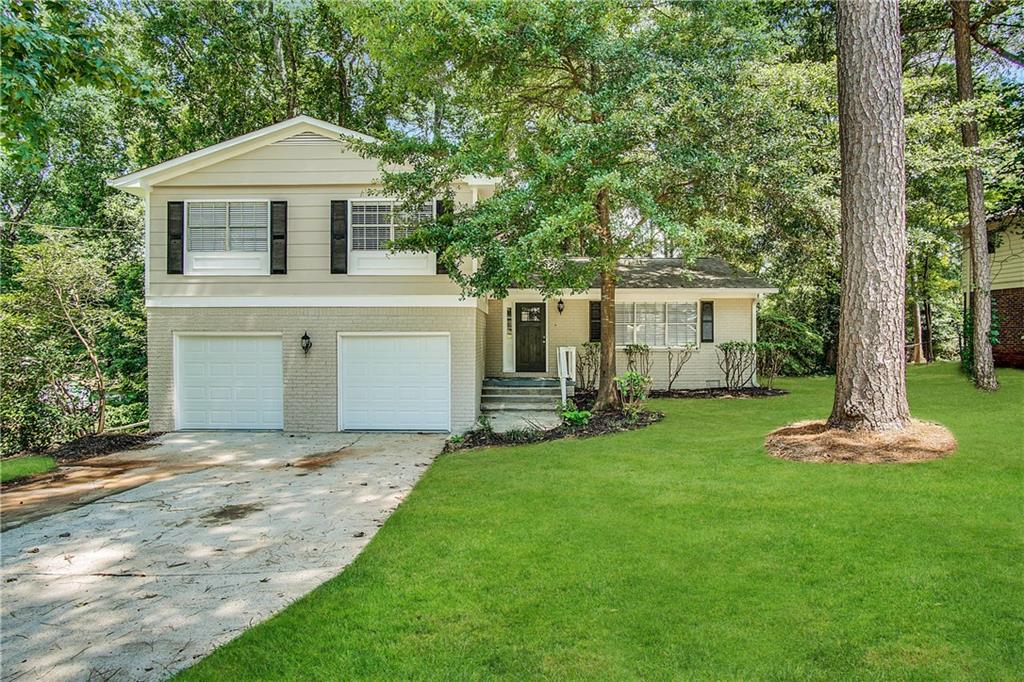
615 302 698 346
185 200 270 275
350 201 434 251
348 199 437 275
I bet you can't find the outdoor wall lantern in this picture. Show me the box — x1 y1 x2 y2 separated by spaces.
301 331 312 355
557 298 565 315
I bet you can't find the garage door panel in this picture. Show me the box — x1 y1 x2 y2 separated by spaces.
340 335 450 431
177 336 283 430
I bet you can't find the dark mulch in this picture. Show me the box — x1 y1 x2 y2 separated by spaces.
47 432 163 465
445 410 663 452
571 386 786 410
650 386 787 399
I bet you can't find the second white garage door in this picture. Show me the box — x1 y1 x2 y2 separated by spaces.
339 334 450 431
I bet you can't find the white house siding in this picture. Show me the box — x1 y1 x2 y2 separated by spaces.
963 225 1024 292
147 306 484 433
485 296 756 389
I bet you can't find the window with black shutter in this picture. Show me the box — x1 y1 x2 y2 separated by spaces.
330 200 348 274
166 201 184 274
270 201 287 274
701 301 714 343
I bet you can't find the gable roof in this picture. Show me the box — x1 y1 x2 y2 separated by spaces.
108 116 377 195
607 257 774 290
108 115 499 196
510 257 775 292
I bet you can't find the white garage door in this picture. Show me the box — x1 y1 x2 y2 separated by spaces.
339 334 450 431
176 336 283 430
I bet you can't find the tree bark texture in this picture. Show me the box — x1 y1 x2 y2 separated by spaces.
952 0 998 390
593 189 620 411
829 0 911 431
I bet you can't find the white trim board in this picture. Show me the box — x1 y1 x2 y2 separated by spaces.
147 295 482 308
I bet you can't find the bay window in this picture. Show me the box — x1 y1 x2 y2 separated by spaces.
615 302 698 346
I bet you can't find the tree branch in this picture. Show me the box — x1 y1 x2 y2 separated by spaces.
970 27 1024 66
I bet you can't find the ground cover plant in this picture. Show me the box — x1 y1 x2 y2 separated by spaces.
178 363 1023 680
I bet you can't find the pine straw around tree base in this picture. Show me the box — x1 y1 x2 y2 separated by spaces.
764 419 956 464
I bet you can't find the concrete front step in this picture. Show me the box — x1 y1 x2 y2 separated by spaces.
481 401 560 412
479 391 561 401
482 388 564 398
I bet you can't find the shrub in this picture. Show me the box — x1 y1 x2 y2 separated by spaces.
666 344 696 390
615 371 652 419
576 341 601 390
757 311 824 376
623 344 652 375
716 341 757 388
755 342 788 389
559 399 591 427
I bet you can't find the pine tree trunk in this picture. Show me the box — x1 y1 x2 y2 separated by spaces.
828 0 911 431
951 0 998 390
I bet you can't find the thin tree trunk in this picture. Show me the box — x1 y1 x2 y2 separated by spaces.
829 0 911 431
593 189 619 411
911 300 926 363
924 299 934 361
952 0 998 390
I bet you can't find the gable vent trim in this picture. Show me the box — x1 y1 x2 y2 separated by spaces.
274 131 339 145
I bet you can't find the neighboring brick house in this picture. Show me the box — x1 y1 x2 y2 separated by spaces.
964 207 1024 369
110 116 775 433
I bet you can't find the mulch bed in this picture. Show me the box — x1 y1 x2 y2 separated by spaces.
764 419 956 464
445 410 664 452
571 386 786 409
46 432 162 466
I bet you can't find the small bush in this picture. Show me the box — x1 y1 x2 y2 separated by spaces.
755 342 788 390
757 311 824 376
615 371 652 419
623 344 652 375
576 342 601 391
716 341 757 388
559 400 592 428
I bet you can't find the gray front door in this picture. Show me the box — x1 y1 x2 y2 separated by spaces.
515 302 546 372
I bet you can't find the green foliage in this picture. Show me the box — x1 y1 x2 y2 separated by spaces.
614 371 651 419
961 298 1001 379
558 400 591 428
753 342 787 390
0 455 56 483
353 0 774 299
757 310 824 375
716 341 758 388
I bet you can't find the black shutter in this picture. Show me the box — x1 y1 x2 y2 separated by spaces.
435 199 450 274
330 200 348 274
270 201 287 274
167 201 184 275
589 301 602 342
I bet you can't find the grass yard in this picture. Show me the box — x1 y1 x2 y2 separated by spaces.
0 455 55 484
181 363 1023 680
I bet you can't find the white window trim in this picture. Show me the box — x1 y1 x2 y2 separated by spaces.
184 199 271 276
347 198 438 276
614 301 700 349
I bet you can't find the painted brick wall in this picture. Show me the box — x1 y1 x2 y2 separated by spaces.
148 306 484 433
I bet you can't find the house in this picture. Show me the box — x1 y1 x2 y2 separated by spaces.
109 115 775 433
963 207 1024 368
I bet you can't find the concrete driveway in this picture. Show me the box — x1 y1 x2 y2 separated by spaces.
1 431 444 681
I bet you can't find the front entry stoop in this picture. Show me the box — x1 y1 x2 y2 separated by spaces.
480 377 574 412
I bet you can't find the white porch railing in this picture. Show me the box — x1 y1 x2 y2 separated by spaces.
556 346 577 405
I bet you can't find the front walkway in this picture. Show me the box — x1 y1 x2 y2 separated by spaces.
1 431 443 681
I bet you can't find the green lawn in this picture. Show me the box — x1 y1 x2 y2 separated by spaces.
181 363 1023 681
0 455 55 484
